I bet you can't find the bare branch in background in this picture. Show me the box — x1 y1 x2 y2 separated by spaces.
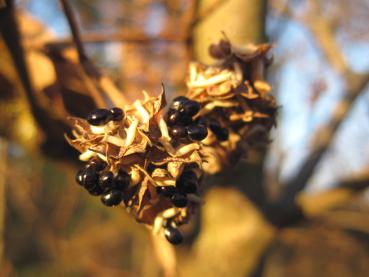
59 0 128 107
42 31 186 49
272 0 369 201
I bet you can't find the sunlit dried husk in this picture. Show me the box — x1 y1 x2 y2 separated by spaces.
186 40 277 173
66 88 204 232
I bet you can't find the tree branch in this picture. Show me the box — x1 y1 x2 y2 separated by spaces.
59 0 128 107
276 0 369 200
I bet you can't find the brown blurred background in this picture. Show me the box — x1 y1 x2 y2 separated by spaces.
0 0 369 276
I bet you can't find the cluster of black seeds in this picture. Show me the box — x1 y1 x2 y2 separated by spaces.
166 96 208 141
75 160 130 207
86 107 124 126
156 169 198 208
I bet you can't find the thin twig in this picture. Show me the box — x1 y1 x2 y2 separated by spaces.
59 0 128 107
278 0 369 199
42 31 186 49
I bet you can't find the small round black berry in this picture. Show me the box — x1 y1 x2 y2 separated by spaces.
114 169 130 190
101 190 123 206
86 108 112 126
75 168 85 186
169 126 187 139
183 100 200 117
86 159 107 172
187 125 208 141
110 107 124 121
156 186 177 197
209 121 229 141
177 171 198 194
164 226 183 245
88 184 103 196
99 171 114 192
81 168 99 190
167 110 182 126
171 96 189 111
171 193 188 207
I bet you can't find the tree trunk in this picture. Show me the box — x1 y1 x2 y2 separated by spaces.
177 2 275 277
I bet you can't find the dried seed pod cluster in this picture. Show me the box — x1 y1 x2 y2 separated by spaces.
67 90 204 244
66 38 277 244
186 38 277 174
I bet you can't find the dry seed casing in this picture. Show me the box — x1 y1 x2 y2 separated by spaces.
66 89 205 244
186 39 277 174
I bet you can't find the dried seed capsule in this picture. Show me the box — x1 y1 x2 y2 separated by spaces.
110 107 124 121
209 43 225 59
187 125 208 141
101 190 123 206
171 193 188 207
219 39 231 56
171 96 189 111
99 171 114 192
164 226 183 245
169 126 187 139
209 121 229 141
156 186 177 197
183 100 200 117
86 108 112 126
114 169 130 190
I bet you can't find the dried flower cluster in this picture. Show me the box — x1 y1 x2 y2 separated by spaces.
187 38 277 174
66 38 277 244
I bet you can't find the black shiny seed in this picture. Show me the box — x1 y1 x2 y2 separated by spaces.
167 110 182 126
156 186 177 197
110 107 124 121
101 190 123 206
179 115 192 126
99 171 114 192
209 121 229 141
177 171 198 194
169 126 187 139
114 169 130 190
86 159 107 172
183 100 200 117
164 226 183 245
171 96 189 111
86 108 112 126
177 179 198 194
82 168 99 190
75 168 85 186
171 193 188 207
88 184 103 196
187 125 208 141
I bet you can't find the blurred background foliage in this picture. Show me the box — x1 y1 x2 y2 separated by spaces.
0 0 369 276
